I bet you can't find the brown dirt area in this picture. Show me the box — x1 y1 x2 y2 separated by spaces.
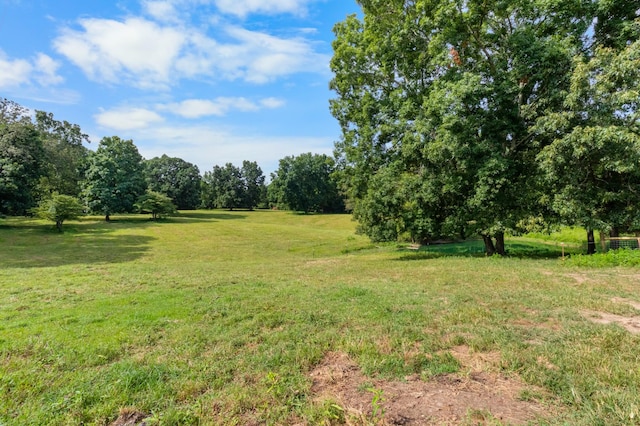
582 297 640 334
309 347 551 425
109 409 148 426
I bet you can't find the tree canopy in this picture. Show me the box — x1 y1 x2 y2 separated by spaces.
269 153 344 213
83 136 147 221
33 194 84 232
330 0 639 254
145 155 201 210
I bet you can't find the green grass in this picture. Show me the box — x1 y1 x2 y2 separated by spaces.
1 211 640 425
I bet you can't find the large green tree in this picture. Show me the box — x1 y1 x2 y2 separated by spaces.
145 155 201 210
34 111 90 198
536 25 640 252
331 0 591 254
83 136 147 221
0 121 44 215
203 163 244 210
240 160 266 210
269 153 344 213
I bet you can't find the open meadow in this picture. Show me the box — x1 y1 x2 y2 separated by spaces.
1 211 640 425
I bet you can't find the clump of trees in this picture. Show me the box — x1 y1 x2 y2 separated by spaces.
201 161 266 210
330 0 640 255
145 155 201 210
1 97 347 226
268 153 345 213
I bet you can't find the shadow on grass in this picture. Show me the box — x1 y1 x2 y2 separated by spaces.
174 211 248 222
396 240 570 261
0 220 155 268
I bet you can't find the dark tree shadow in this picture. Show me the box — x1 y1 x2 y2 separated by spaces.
396 241 567 261
0 220 155 268
174 211 248 222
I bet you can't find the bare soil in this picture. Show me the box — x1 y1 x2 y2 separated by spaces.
309 347 550 425
582 297 640 334
109 409 148 426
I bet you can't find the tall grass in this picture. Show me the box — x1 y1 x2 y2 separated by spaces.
1 211 639 425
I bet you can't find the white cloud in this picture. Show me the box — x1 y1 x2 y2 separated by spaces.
260 97 286 109
34 53 64 86
0 50 64 90
143 0 179 22
95 107 164 130
0 52 32 88
53 18 185 89
53 15 328 89
159 97 285 118
213 0 311 17
220 26 330 83
132 123 333 174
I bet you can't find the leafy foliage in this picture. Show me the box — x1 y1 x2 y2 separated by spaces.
330 0 638 255
135 190 177 220
536 39 640 236
269 153 344 213
32 194 84 231
83 136 147 221
34 110 90 198
145 155 201 210
0 121 44 215
201 162 266 210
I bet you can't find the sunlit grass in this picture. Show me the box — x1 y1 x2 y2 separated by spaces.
1 211 639 425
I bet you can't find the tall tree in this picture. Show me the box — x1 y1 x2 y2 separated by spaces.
536 28 640 252
83 136 147 221
144 155 201 210
330 0 590 254
204 163 244 210
240 160 266 210
0 122 44 215
269 153 344 213
34 111 90 197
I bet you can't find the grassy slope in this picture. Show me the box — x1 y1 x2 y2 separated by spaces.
1 211 639 425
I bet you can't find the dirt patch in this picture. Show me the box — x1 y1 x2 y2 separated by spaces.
110 409 148 426
611 297 640 311
582 310 640 334
581 298 640 334
309 350 548 425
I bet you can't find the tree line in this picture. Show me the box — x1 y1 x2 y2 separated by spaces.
330 0 639 255
0 98 346 229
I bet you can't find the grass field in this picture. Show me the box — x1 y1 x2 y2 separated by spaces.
1 211 640 425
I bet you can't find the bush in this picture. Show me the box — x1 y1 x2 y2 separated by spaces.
564 248 640 267
33 194 84 232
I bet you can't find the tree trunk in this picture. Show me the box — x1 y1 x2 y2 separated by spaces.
482 235 496 256
610 227 620 250
494 232 506 256
586 229 596 254
600 230 607 253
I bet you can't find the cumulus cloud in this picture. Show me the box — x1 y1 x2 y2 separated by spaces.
159 97 284 118
142 0 180 22
213 0 312 17
95 107 164 130
0 50 64 90
132 123 333 174
53 18 186 89
53 15 328 89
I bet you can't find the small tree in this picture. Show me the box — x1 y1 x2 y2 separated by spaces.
34 194 84 232
135 190 177 220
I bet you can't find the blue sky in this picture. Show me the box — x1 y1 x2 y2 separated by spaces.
0 0 360 176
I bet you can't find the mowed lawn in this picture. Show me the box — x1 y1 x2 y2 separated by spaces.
1 211 639 425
